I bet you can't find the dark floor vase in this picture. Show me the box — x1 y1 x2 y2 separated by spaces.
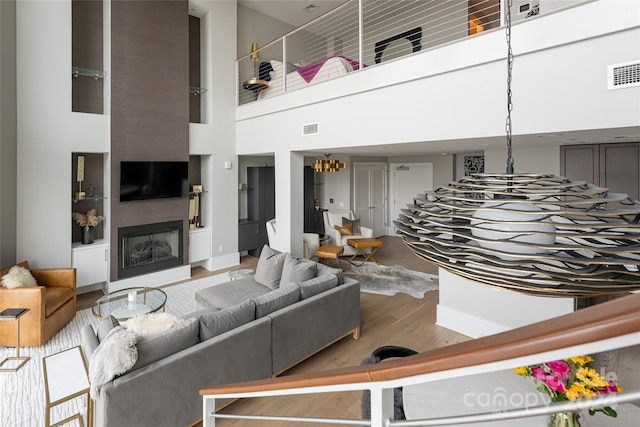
82 226 94 244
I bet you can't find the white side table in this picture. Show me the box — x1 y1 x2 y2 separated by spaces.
228 268 254 281
42 345 92 427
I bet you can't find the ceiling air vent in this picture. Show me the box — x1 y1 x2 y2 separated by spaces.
302 123 319 136
607 60 640 90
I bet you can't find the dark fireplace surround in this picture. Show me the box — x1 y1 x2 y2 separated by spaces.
118 220 184 279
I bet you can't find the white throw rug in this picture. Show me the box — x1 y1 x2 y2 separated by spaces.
341 262 439 299
0 272 230 427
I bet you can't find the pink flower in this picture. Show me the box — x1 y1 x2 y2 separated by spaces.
531 367 546 380
545 375 566 392
547 361 571 378
597 381 621 395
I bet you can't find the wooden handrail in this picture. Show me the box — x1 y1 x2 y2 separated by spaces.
201 293 640 396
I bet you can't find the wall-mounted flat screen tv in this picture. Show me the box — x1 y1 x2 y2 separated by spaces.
120 161 189 201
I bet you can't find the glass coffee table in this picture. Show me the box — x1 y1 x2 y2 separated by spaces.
92 287 167 321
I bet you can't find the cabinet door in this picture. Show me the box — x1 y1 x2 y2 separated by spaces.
239 221 259 252
72 244 108 287
189 228 211 263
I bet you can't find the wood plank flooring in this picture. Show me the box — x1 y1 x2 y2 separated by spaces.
76 236 470 426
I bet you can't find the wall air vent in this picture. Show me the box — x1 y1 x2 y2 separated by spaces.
607 60 640 90
302 123 319 136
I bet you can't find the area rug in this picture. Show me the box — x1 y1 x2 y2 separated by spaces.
0 272 231 427
341 262 438 299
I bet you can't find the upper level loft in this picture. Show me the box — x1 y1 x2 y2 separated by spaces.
235 0 584 107
234 0 639 146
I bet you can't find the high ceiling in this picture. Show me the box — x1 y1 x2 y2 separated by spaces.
238 0 346 27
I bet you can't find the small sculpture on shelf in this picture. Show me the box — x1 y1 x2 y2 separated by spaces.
72 209 104 245
189 185 203 229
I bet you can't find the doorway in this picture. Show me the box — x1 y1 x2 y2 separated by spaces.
353 163 387 237
388 163 433 235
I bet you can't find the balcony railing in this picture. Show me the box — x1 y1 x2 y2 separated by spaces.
237 0 505 106
201 293 640 426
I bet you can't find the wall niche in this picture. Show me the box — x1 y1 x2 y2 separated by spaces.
72 0 105 114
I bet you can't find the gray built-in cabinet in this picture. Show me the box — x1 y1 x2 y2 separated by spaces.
242 166 275 257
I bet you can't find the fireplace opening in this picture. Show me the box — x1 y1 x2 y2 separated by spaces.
118 220 183 279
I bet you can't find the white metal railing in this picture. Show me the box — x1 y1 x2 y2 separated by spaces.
201 336 640 426
237 0 503 106
201 294 640 426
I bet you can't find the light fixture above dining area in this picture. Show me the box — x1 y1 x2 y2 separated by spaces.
313 153 346 173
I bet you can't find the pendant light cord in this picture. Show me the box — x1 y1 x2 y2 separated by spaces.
505 0 514 174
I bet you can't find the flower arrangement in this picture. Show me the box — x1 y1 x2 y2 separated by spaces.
514 355 622 426
72 209 104 228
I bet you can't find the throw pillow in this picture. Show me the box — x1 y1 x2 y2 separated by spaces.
89 326 138 398
1 265 37 289
298 274 339 299
198 299 256 341
316 263 345 285
96 315 120 342
335 223 353 236
342 217 361 234
280 253 317 285
123 312 182 340
254 245 287 290
253 282 300 318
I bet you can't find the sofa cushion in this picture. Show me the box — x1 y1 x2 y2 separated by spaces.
1 265 38 289
253 282 300 318
316 263 345 285
44 286 74 317
96 315 120 342
298 274 339 299
198 299 256 341
130 317 200 372
254 245 287 289
280 253 317 285
195 278 270 310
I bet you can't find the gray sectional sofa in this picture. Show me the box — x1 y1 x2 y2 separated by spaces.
81 245 360 427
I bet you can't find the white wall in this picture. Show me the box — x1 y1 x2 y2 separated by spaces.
237 4 293 58
484 145 560 175
16 0 109 268
191 0 240 269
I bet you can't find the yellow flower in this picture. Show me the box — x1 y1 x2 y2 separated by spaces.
566 383 596 400
576 367 608 388
568 355 593 366
513 366 528 375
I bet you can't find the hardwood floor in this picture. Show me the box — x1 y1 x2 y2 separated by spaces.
77 236 470 426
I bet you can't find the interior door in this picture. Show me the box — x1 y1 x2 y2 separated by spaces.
353 163 386 237
390 163 433 234
561 142 640 200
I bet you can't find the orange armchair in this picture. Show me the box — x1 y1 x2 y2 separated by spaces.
0 261 77 347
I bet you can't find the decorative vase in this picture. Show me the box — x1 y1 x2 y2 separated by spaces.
82 225 94 245
549 411 581 427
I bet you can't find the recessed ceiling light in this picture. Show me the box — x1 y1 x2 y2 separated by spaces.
303 4 319 13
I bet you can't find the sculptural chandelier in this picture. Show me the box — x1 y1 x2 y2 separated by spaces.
313 153 346 173
394 0 640 298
